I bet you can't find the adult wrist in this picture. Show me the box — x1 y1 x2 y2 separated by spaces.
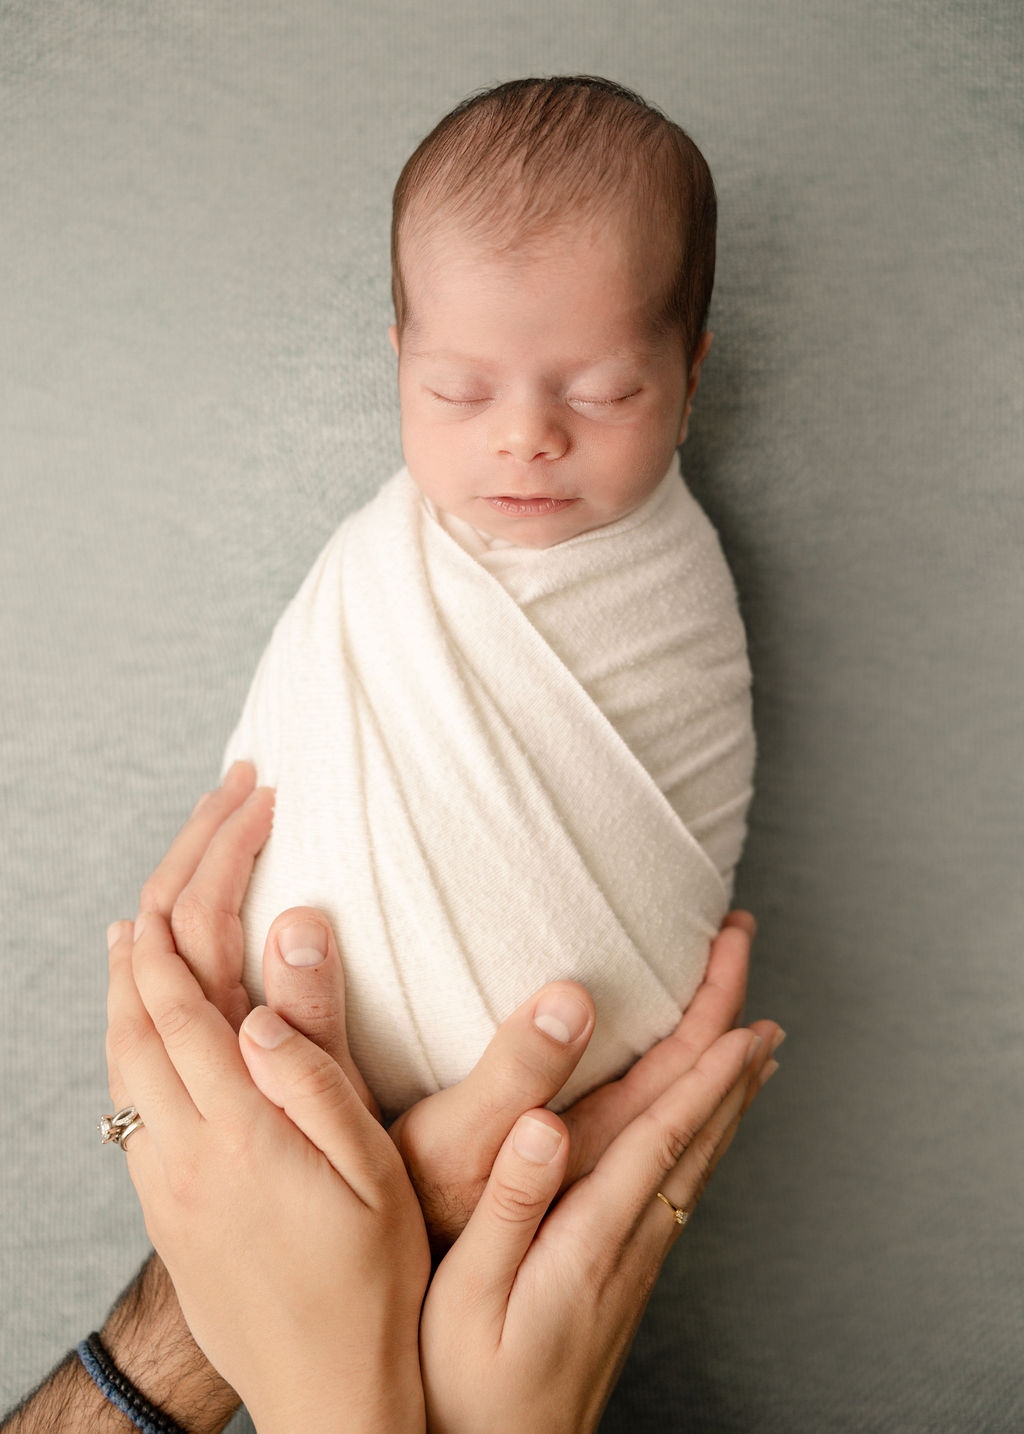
77 1332 190 1434
0 1347 127 1433
101 1253 239 1434
248 1350 426 1434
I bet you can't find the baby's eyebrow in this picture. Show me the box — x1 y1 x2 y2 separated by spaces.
402 348 477 362
403 348 659 366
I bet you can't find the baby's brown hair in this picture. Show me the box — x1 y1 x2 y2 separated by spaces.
391 76 716 365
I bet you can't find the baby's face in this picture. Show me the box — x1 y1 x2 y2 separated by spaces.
391 220 710 548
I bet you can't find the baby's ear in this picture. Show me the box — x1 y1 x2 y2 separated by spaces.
388 324 399 356
678 331 714 445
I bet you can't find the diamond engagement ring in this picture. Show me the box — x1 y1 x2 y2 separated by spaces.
655 1191 690 1227
99 1106 145 1152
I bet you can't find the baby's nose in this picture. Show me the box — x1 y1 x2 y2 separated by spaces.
489 397 570 463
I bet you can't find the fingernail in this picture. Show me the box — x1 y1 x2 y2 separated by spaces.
247 786 277 823
770 1028 787 1054
277 921 328 967
513 1116 563 1165
190 791 212 817
242 1006 294 1049
533 990 589 1044
743 1033 764 1069
758 1059 780 1089
133 912 148 941
727 909 757 938
106 921 127 951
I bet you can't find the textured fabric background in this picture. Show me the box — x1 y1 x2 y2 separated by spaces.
2 3 1021 1430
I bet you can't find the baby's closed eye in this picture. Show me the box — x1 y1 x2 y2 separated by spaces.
428 390 489 407
423 387 643 413
569 390 641 408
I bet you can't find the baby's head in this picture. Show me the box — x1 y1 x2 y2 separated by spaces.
389 76 717 548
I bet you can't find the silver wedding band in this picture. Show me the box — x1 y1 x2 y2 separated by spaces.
99 1106 145 1152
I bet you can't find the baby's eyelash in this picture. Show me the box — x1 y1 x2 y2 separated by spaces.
426 389 640 409
572 391 640 407
428 391 487 407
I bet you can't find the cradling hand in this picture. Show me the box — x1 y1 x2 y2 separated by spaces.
105 779 428 1434
420 1015 781 1434
390 910 775 1252
128 762 774 1264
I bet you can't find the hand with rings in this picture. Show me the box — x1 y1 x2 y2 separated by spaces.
103 762 781 1433
419 988 776 1433
104 773 428 1433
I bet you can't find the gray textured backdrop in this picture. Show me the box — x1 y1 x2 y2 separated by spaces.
2 3 1022 1431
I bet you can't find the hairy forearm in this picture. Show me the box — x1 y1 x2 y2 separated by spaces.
1 1347 126 1434
102 1252 239 1431
1 1253 239 1434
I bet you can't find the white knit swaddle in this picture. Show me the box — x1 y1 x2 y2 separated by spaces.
223 460 754 1115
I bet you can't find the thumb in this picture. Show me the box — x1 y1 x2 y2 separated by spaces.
388 982 591 1248
262 908 379 1118
391 979 592 1175
238 1005 391 1204
435 1110 568 1330
462 981 595 1121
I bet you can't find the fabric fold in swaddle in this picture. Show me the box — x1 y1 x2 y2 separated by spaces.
223 460 754 1116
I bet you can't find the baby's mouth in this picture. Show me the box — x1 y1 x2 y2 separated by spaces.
485 496 577 516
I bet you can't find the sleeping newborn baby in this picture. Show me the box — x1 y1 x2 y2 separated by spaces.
223 76 755 1116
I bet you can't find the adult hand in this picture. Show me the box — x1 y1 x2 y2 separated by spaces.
101 767 778 1434
136 762 773 1254
128 761 595 1250
132 759 264 1032
99 764 381 1434
250 906 768 1257
560 909 778 1181
105 790 429 1434
420 1018 780 1434
391 911 774 1251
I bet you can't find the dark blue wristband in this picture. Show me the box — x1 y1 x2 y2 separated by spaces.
77 1332 189 1434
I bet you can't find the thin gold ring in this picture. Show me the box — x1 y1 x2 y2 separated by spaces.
655 1191 690 1227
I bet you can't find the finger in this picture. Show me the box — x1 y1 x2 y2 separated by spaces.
136 761 257 920
169 785 275 1030
618 916 754 1102
106 918 199 1150
739 1019 784 1117
130 910 261 1125
722 908 757 939
261 908 379 1117
239 1006 393 1205
646 1018 781 1215
701 1021 782 1169
561 918 754 1182
579 1027 762 1254
105 919 137 1112
446 982 594 1131
570 1009 780 1198
655 1030 779 1217
388 981 592 1235
431 1109 568 1337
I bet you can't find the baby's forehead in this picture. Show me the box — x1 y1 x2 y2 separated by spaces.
398 192 680 345
405 204 663 287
